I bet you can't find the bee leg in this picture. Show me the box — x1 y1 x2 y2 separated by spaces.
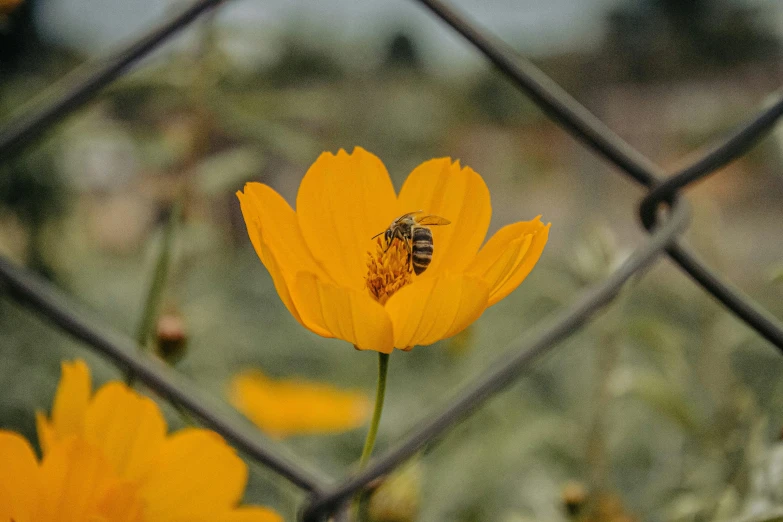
383 235 396 253
384 229 401 253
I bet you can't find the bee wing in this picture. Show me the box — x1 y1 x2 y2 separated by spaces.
371 211 423 239
396 210 424 220
417 215 451 226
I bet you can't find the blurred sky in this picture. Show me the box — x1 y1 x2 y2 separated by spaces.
36 0 783 74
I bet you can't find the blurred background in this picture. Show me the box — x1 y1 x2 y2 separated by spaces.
2 0 783 520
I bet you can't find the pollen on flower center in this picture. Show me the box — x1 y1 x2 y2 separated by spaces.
365 237 414 305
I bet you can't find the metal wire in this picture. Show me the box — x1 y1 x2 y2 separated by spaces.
0 257 328 493
0 0 782 520
639 94 783 227
301 199 691 521
410 0 783 352
0 0 223 160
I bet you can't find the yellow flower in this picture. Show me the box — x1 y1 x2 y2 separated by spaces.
238 147 549 353
0 360 282 522
230 370 370 439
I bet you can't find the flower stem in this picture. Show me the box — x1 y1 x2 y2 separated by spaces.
127 200 181 386
360 352 390 467
353 351 390 519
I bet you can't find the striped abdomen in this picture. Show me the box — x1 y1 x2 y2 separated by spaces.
411 227 434 275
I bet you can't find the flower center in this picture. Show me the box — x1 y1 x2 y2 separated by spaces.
365 237 413 305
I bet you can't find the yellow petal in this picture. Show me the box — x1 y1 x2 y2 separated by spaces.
292 272 395 353
0 431 39 522
47 360 91 446
37 437 118 522
385 275 489 349
296 147 398 289
83 382 167 482
396 158 491 276
238 186 306 328
140 429 247 519
468 218 550 306
238 182 330 282
230 370 370 438
242 222 332 338
238 183 334 337
95 481 146 522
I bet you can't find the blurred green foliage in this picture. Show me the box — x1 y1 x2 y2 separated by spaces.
1 4 783 521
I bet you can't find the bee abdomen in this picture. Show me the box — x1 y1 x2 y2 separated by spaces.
411 228 434 275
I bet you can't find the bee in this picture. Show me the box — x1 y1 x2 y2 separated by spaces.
372 211 451 275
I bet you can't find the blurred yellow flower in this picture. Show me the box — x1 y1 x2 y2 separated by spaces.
230 370 370 439
0 360 282 522
238 147 549 353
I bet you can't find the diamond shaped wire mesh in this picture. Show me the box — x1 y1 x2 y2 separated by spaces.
1 0 782 520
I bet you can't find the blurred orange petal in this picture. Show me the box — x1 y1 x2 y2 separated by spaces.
83 382 167 482
95 480 146 522
140 429 248 519
44 360 91 447
0 431 39 522
37 437 119 522
231 370 370 439
12 361 283 521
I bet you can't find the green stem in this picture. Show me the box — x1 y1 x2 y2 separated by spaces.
126 200 181 386
353 351 390 519
360 352 390 467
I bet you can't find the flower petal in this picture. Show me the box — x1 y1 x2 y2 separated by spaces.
83 382 167 482
238 185 307 330
37 437 118 522
230 370 370 438
292 272 395 353
468 218 550 306
0 431 39 522
238 183 329 282
96 480 146 522
140 429 247 519
46 360 91 446
296 147 398 289
385 274 489 349
238 210 332 338
396 158 491 276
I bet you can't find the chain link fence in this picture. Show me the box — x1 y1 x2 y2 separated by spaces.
1 0 783 520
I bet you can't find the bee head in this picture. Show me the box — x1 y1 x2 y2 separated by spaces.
384 228 393 244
